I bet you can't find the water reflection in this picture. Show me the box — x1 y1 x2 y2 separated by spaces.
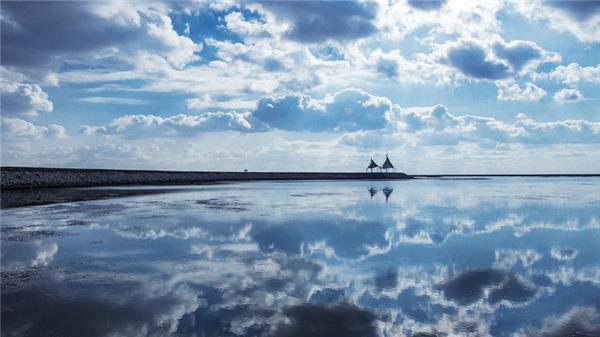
2 178 600 337
382 187 393 203
367 187 393 202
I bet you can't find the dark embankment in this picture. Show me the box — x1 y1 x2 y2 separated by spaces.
1 187 204 208
0 167 412 190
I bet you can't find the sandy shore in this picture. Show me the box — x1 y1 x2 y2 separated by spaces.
0 167 412 189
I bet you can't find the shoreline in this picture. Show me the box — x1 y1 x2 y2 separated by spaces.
0 166 412 190
1 167 599 190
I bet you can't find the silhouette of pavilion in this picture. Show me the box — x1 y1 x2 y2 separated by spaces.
366 155 395 173
366 159 379 173
381 154 395 172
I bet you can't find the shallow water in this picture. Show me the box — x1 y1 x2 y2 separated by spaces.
1 178 600 337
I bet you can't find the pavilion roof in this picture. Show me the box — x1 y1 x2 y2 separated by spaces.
381 155 394 169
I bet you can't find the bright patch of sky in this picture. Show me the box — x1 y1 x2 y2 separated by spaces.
1 0 599 173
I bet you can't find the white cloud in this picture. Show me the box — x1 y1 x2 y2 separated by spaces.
82 111 261 138
516 1 600 43
496 80 546 102
78 96 149 105
1 1 201 80
382 0 505 41
224 11 273 38
553 88 583 103
341 103 600 147
76 88 600 145
252 88 393 132
1 117 66 139
545 63 600 86
1 68 53 117
438 38 559 80
258 1 379 43
367 49 452 85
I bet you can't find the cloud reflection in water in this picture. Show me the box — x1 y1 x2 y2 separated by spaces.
1 178 600 337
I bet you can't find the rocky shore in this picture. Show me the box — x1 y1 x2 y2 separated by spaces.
0 167 412 189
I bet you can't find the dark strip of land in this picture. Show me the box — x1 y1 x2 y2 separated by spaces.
0 167 412 190
2 167 599 190
1 167 598 208
413 174 600 177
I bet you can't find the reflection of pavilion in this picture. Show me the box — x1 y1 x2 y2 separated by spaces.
382 187 393 202
368 187 394 202
368 188 379 199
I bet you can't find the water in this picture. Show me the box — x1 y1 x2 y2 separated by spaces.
1 178 599 337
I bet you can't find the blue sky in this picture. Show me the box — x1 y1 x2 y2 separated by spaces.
1 0 599 173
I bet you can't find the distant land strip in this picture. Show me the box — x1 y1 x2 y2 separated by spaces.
412 174 600 178
0 167 412 189
1 167 599 190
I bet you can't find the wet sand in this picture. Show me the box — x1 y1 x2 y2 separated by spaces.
0 186 202 208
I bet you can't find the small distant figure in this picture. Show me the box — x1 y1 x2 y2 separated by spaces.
244 169 248 172
366 158 380 173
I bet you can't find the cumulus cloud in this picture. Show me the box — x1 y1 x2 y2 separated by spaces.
517 1 600 42
367 49 449 85
547 1 600 21
223 11 272 39
383 1 505 43
446 42 510 79
81 112 262 138
341 103 600 147
407 0 447 11
70 88 600 144
1 68 53 117
252 88 393 132
1 118 66 139
421 109 600 144
544 63 600 86
0 1 200 78
496 80 547 102
260 1 379 43
444 39 558 80
553 88 583 103
493 40 557 73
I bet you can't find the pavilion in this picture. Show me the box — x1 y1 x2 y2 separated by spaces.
366 159 379 173
381 154 395 173
366 155 397 173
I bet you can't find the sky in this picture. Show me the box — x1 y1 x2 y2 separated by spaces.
1 0 599 174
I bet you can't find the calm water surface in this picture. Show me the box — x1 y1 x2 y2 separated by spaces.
2 178 600 337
